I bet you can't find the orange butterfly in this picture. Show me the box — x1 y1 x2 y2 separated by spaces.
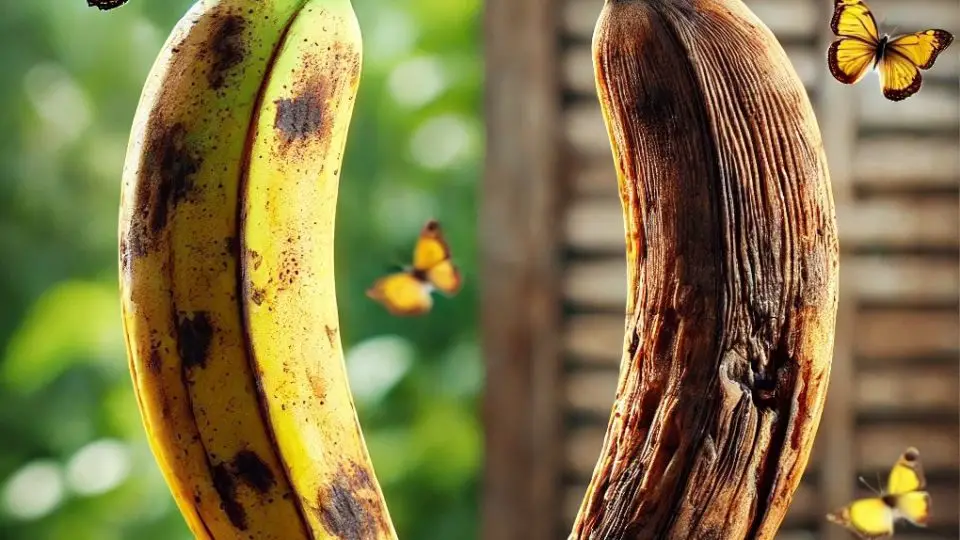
366 219 462 316
827 0 953 101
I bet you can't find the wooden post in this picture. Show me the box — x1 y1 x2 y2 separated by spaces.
816 0 857 537
480 0 562 539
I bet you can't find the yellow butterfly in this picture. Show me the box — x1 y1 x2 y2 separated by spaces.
366 219 462 316
827 0 953 101
825 447 931 539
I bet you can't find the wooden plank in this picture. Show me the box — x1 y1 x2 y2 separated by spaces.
921 485 958 528
567 308 960 366
564 198 959 253
481 0 561 538
563 199 623 253
855 425 960 472
851 255 960 305
564 259 626 310
565 83 960 158
856 308 959 359
860 0 960 35
564 314 624 365
780 480 819 526
562 44 820 96
837 198 958 249
572 136 960 196
564 256 959 310
564 368 959 433
565 370 616 416
857 365 960 413
562 0 822 42
816 5 858 536
564 426 605 479
562 484 587 530
855 137 960 189
859 83 959 132
565 103 609 158
742 0 821 41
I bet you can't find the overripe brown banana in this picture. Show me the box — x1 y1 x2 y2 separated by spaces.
118 0 395 538
571 0 839 538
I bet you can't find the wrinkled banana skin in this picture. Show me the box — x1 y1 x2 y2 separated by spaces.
571 1 838 539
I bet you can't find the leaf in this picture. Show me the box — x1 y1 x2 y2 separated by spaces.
2 280 123 393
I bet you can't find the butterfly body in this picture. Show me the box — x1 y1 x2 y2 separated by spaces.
366 219 462 316
826 447 932 539
872 35 889 65
827 0 953 101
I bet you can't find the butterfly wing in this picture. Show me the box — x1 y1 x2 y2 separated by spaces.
412 219 462 296
893 491 932 527
830 0 881 42
877 30 953 101
877 49 927 101
887 447 926 494
828 38 881 84
366 272 433 316
887 30 954 70
426 260 462 296
826 498 895 539
827 0 882 85
412 219 451 272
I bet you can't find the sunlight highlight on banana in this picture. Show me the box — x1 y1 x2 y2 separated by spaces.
118 0 395 537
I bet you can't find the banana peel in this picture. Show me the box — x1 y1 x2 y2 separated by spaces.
119 0 395 538
570 1 839 538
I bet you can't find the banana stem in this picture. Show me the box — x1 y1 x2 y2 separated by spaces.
571 1 838 538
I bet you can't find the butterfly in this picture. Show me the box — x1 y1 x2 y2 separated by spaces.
365 219 462 316
826 0 953 101
87 0 130 10
825 447 931 539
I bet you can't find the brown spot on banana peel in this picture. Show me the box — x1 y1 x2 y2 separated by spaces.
176 311 214 370
231 450 277 494
207 450 280 531
572 1 837 539
128 121 201 256
273 47 361 148
247 249 263 270
275 88 325 142
315 463 392 540
212 461 248 530
250 287 266 306
146 346 163 375
207 14 246 90
324 325 339 348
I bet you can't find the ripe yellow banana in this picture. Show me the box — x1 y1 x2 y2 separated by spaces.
570 0 839 539
118 0 395 538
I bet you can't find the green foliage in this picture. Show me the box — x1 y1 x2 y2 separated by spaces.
0 0 481 538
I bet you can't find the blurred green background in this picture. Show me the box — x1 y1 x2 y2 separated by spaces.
0 1 481 539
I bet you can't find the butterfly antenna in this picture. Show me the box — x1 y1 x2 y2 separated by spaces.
857 475 881 496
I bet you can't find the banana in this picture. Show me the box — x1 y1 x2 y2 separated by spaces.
239 3 396 538
118 0 395 538
570 0 839 539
